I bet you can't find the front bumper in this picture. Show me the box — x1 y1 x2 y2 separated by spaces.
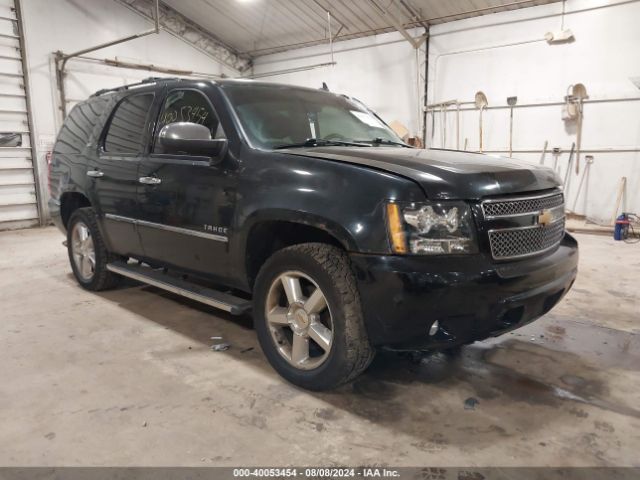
349 233 578 350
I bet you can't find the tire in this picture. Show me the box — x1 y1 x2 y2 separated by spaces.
253 243 375 390
67 207 121 291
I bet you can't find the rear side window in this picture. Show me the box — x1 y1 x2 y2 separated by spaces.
55 97 110 154
104 93 154 153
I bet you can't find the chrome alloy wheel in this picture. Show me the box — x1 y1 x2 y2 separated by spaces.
71 221 96 281
265 271 334 370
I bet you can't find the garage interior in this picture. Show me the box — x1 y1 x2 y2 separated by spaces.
1 0 639 469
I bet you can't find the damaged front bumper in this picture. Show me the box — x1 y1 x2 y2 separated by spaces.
350 233 578 351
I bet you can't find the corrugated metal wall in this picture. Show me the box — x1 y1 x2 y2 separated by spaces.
0 0 40 230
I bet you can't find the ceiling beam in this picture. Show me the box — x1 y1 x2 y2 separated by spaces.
369 0 426 49
115 0 252 72
402 0 559 29
311 0 350 35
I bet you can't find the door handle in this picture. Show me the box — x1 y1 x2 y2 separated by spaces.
87 170 104 178
139 176 162 185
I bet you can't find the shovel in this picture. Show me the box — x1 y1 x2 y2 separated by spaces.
571 83 588 175
507 96 517 157
539 140 549 165
571 155 593 212
475 91 488 152
564 142 576 191
551 147 561 172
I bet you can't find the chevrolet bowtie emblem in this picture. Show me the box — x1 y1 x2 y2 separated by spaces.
537 209 553 226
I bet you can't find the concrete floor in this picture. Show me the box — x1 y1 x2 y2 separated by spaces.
0 227 638 466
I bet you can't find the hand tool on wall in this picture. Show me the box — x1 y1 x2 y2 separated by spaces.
475 91 488 152
430 108 436 146
574 102 583 175
539 140 548 165
563 142 576 192
551 147 561 172
425 100 459 150
571 155 593 213
441 106 447 148
507 96 517 157
455 102 461 150
568 83 588 175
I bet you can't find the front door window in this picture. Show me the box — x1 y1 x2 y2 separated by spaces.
153 89 225 154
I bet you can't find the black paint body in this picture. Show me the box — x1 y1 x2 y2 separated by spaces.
49 79 578 350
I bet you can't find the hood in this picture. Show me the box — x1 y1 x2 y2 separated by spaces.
281 147 561 200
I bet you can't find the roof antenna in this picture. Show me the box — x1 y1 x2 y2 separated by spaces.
321 82 329 91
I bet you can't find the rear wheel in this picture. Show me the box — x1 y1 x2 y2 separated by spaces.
67 208 121 291
254 243 375 390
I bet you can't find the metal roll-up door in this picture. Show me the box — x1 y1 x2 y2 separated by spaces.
0 0 42 230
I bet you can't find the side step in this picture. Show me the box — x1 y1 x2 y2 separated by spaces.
106 261 252 315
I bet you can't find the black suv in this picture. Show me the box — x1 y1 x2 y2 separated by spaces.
49 78 578 390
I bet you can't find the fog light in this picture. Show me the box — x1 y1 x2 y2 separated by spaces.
429 320 439 336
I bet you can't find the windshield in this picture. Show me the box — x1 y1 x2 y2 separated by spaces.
221 83 405 150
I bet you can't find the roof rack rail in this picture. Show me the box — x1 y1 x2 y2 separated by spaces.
90 77 181 98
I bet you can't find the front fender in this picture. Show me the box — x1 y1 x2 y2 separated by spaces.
240 208 359 252
236 150 425 251
225 149 426 289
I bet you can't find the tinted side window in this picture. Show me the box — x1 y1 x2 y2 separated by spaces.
104 93 154 153
56 97 110 154
153 89 224 154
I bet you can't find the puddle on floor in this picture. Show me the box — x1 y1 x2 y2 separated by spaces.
327 315 640 426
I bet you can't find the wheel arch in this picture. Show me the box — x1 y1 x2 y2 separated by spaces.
242 209 357 290
60 191 92 229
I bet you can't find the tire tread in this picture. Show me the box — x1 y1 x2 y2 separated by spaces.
256 242 374 389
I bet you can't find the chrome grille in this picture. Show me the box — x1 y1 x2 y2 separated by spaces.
483 191 566 260
482 192 564 218
488 219 565 260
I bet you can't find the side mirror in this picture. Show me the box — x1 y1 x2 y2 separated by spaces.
158 122 227 165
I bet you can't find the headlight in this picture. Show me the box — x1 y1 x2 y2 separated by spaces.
386 201 477 255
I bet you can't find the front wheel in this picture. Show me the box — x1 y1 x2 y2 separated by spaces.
253 243 375 390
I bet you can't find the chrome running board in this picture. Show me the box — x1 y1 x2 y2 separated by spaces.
106 261 251 315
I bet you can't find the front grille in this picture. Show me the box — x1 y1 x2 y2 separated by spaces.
488 219 565 260
482 190 566 260
482 192 564 218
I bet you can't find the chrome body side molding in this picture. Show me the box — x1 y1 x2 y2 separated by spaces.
104 213 228 243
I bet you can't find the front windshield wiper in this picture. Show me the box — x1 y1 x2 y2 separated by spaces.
354 137 412 148
273 138 368 149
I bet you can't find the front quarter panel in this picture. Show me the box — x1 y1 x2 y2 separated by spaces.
230 149 425 286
